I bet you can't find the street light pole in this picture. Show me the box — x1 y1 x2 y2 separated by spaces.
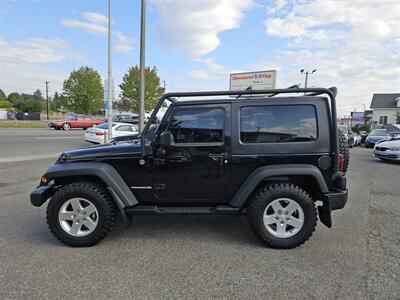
139 0 146 132
300 69 317 88
45 81 49 120
107 0 113 140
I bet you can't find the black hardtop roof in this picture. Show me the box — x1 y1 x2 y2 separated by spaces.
172 96 329 106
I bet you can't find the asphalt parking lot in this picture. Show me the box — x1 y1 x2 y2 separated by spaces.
0 128 399 299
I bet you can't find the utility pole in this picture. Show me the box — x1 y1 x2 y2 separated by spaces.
139 0 146 132
45 81 49 120
300 69 317 88
107 0 113 140
162 80 166 91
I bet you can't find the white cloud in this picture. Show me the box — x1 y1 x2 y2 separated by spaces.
0 38 86 64
114 31 134 54
262 0 400 116
61 12 134 54
190 58 237 80
0 61 67 96
0 37 85 96
61 18 107 35
153 0 254 57
82 12 109 25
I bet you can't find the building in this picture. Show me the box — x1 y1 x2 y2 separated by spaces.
370 93 400 125
350 110 373 127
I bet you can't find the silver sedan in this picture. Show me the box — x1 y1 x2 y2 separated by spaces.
374 139 400 162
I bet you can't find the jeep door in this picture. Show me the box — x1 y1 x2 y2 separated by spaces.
152 104 231 204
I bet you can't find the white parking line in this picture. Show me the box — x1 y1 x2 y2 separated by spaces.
0 153 59 163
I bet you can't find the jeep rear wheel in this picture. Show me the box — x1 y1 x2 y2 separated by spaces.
247 183 317 249
46 181 116 247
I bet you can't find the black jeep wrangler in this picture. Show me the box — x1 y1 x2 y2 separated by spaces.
31 87 348 248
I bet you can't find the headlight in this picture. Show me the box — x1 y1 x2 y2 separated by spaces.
390 147 400 151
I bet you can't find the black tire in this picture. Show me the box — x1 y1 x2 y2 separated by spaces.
247 183 317 249
54 127 60 130
46 181 117 247
337 130 350 173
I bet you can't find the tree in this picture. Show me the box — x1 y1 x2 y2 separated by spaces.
5 91 43 112
0 99 12 109
119 66 165 113
7 92 24 111
50 92 67 112
23 98 43 113
113 97 132 113
33 89 43 100
62 66 104 114
0 88 6 101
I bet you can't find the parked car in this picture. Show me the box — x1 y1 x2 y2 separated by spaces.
360 131 369 144
113 114 139 124
49 115 104 130
365 129 392 148
31 86 347 248
85 122 138 144
374 137 400 162
109 125 158 145
337 125 356 147
353 133 362 146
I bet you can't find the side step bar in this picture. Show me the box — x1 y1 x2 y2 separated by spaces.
125 205 240 216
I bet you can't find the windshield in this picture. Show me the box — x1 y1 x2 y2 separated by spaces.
96 123 117 129
66 115 76 120
370 129 389 136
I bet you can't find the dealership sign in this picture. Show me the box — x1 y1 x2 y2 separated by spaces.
229 70 277 92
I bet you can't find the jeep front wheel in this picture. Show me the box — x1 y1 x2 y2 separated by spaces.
247 183 317 249
46 181 116 247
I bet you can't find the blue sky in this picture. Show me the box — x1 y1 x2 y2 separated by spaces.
1 0 399 116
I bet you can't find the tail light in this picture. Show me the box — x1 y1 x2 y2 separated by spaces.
338 154 344 172
95 131 105 136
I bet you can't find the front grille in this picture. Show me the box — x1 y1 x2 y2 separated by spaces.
375 147 387 151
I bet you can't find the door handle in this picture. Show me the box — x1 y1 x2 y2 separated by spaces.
208 153 224 161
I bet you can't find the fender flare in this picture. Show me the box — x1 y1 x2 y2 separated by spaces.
44 162 138 208
229 164 329 208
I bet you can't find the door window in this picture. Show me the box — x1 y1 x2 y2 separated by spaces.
116 125 134 132
240 105 317 143
167 108 224 144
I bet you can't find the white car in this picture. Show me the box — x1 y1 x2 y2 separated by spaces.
374 138 400 162
85 122 138 144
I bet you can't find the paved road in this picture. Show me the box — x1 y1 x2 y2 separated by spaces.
0 135 399 299
0 128 88 162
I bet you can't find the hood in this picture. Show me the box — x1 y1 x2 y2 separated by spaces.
375 139 400 148
366 135 389 142
57 143 142 163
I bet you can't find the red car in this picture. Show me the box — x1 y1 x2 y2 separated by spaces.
49 115 104 130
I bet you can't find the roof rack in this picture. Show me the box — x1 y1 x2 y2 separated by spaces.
140 86 339 171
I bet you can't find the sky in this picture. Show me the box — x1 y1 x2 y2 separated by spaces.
0 0 399 117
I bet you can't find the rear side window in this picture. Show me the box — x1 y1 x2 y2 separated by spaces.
240 105 317 143
116 125 133 132
168 108 224 144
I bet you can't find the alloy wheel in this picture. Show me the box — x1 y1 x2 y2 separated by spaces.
263 198 304 238
58 198 99 237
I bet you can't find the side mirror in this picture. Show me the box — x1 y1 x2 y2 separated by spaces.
160 131 174 147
